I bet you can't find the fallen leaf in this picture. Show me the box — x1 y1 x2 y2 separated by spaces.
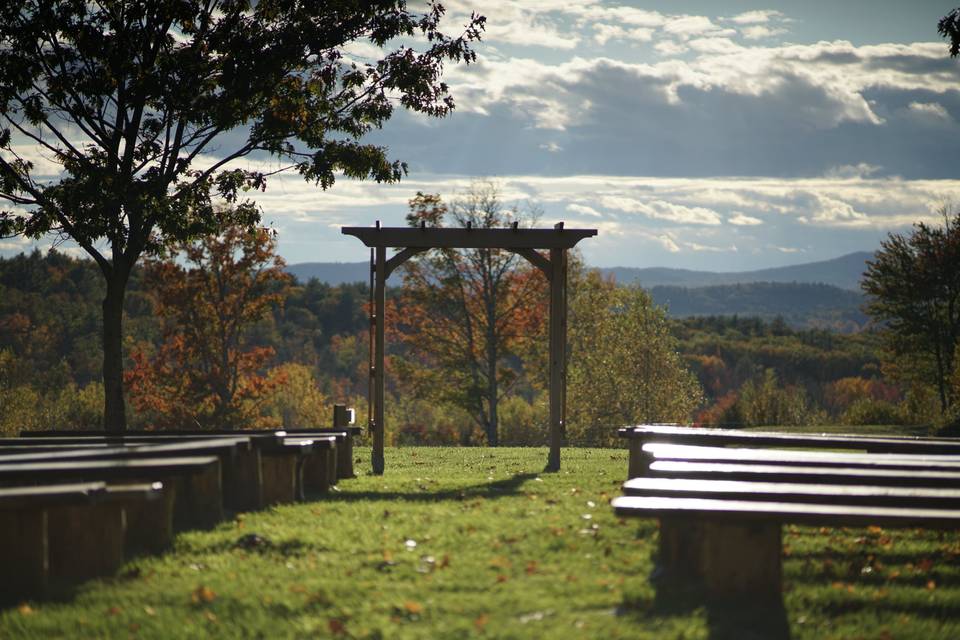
496 574 508 583
404 601 424 615
191 585 216 605
927 579 937 591
143 606 157 616
328 618 346 635
525 561 538 575
17 604 33 616
474 614 489 631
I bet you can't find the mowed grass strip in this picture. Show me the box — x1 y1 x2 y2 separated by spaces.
0 446 957 639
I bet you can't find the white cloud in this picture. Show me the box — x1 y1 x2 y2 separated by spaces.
539 142 563 152
592 24 655 45
567 203 602 217
728 213 763 226
740 25 787 40
658 234 681 253
728 10 785 25
684 241 738 252
908 101 951 121
599 196 724 225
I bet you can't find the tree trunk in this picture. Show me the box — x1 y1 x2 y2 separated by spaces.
102 267 130 433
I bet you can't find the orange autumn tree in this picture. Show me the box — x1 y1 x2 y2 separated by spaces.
126 223 291 430
391 183 547 446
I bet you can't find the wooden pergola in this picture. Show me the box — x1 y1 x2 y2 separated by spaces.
343 223 597 474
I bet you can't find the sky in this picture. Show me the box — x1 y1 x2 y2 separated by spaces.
3 1 960 271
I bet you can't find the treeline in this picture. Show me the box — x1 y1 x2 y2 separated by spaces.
0 250 934 439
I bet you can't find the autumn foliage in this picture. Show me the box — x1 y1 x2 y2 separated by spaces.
125 226 291 430
388 186 548 446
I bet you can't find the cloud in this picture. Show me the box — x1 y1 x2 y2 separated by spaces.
539 142 563 153
727 10 785 25
728 213 763 226
592 24 654 45
908 101 952 122
684 241 738 252
598 196 724 225
740 25 788 40
658 234 681 252
566 203 602 217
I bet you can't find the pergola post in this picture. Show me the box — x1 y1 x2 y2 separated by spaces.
547 247 567 472
373 245 386 475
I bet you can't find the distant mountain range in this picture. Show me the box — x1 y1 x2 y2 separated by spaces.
603 251 873 291
287 251 874 291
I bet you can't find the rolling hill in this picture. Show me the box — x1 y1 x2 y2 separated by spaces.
287 251 874 291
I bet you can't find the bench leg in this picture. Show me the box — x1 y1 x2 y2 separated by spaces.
628 439 645 479
227 449 264 512
338 436 354 479
47 503 125 582
174 462 224 530
699 521 782 600
301 451 331 495
123 485 175 554
0 509 47 600
260 453 299 506
654 518 705 589
327 446 338 487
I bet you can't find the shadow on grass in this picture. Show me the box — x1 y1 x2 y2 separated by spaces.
619 588 791 640
312 471 541 504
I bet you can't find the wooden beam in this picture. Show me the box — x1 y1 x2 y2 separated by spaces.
342 226 596 250
510 248 550 276
385 247 428 278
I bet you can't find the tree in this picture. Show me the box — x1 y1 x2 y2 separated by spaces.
565 270 702 446
862 204 960 419
125 223 291 429
0 2 484 431
392 183 547 446
939 8 960 57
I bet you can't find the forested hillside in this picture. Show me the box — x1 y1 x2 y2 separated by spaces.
651 282 868 331
0 251 929 437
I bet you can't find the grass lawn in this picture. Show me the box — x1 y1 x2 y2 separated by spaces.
1 446 959 639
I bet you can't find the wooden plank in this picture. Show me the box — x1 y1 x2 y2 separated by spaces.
611 495 960 528
648 460 960 487
642 442 960 469
342 226 597 250
623 477 960 507
0 456 220 480
0 438 244 464
619 424 960 453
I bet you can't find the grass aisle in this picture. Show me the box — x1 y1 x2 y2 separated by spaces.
1 446 959 638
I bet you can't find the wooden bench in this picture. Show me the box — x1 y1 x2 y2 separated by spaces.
17 430 345 505
11 432 329 509
612 432 960 600
619 424 960 478
0 456 222 532
0 481 163 601
23 424 362 479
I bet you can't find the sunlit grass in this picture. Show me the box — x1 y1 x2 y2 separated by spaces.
1 446 958 639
